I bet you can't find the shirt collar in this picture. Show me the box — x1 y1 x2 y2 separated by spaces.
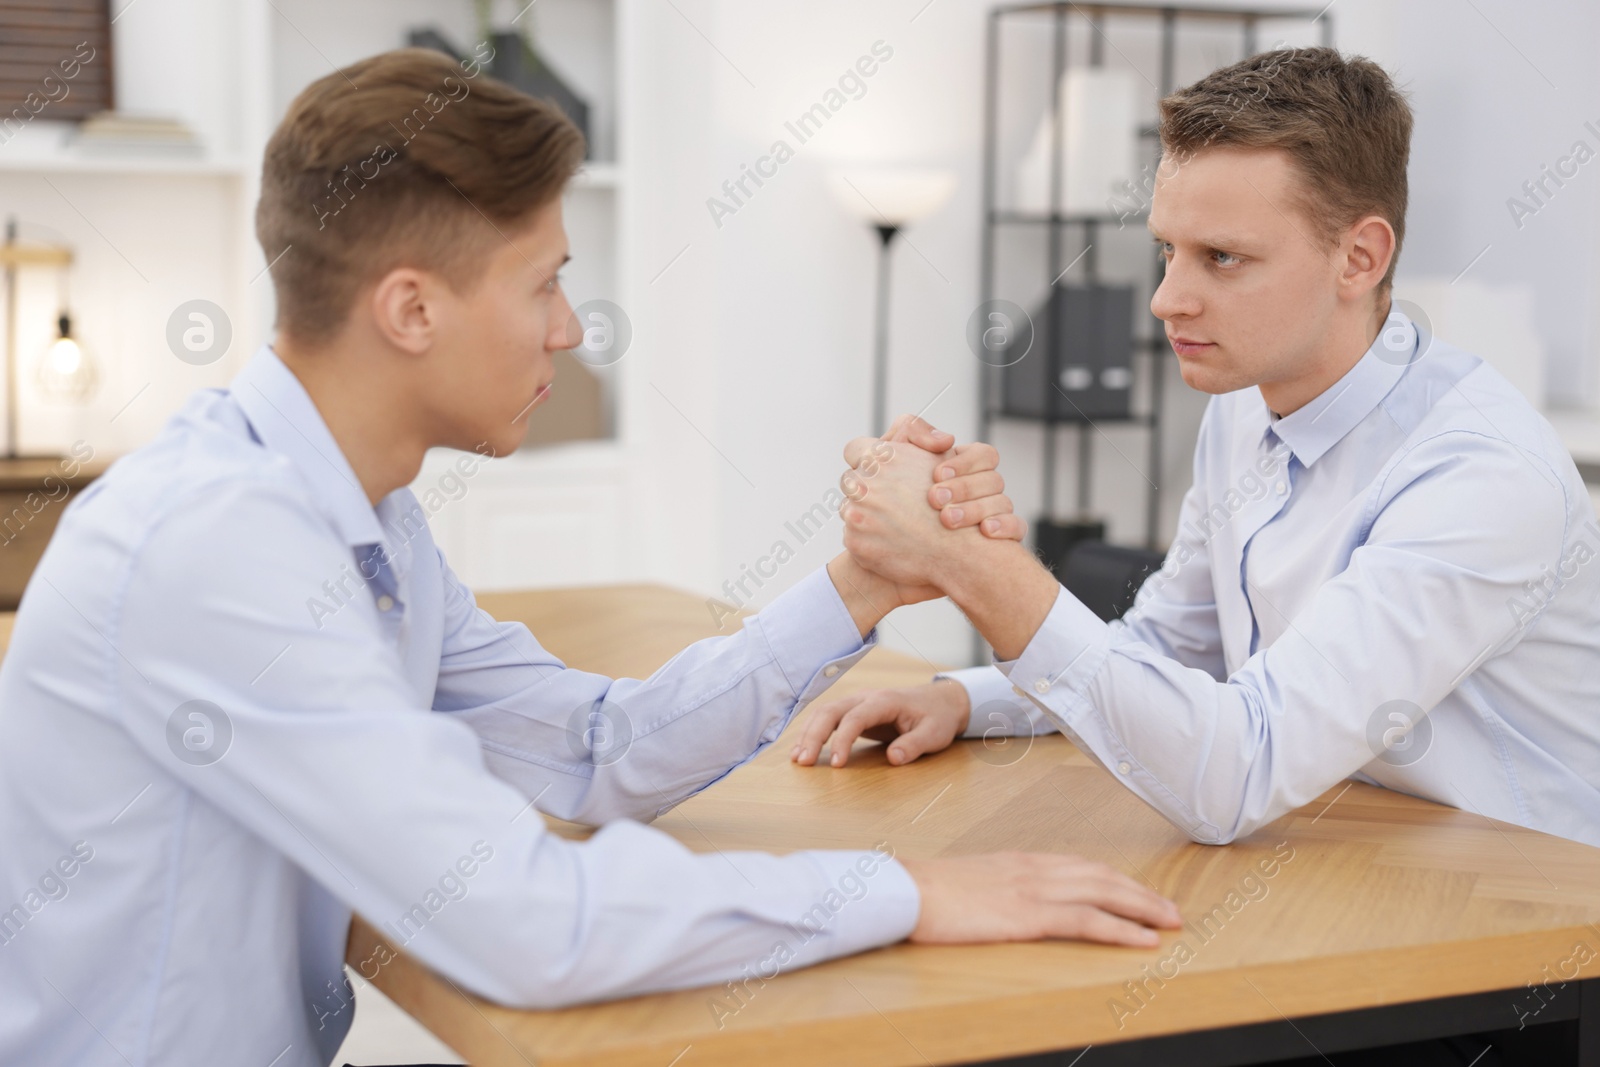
230 344 386 548
1261 310 1414 468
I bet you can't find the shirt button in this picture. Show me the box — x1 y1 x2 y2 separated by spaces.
1275 481 1287 495
1033 679 1050 694
375 595 395 612
1117 761 1132 775
822 664 840 678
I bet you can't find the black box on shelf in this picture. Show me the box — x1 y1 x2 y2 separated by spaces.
1001 284 1135 423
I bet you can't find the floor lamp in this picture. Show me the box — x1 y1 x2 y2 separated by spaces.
828 169 956 435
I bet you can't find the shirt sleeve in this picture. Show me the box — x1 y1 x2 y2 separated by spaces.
113 478 920 1009
430 557 878 827
994 430 1568 844
944 401 1230 739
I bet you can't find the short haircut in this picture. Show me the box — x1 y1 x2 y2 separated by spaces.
256 47 586 345
1158 47 1412 290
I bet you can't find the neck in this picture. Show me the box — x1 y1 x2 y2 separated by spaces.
273 335 428 506
1259 292 1392 417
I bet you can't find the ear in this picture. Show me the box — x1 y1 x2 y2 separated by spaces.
368 266 440 354
1338 214 1396 304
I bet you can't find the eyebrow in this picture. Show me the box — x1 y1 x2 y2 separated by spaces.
1147 225 1253 250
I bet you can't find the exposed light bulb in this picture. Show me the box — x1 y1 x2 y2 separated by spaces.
36 312 97 403
46 336 82 377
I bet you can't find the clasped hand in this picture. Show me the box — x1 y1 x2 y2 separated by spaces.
837 414 1022 602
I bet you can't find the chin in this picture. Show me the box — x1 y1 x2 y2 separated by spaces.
1176 359 1222 395
489 422 530 456
440 420 525 458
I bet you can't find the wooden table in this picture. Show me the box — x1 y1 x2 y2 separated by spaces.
335 584 1600 1066
6 581 1596 1063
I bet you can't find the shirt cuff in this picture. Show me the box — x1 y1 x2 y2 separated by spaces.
788 848 921 962
934 666 1057 740
996 583 1111 728
752 565 878 709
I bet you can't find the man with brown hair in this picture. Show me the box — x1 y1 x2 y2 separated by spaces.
798 47 1600 864
0 47 1181 1067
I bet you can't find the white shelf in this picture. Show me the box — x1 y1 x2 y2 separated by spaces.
0 151 249 177
0 118 245 176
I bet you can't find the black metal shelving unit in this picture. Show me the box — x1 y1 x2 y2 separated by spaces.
977 2 1334 551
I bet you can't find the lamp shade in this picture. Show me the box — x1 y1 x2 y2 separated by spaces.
827 167 956 227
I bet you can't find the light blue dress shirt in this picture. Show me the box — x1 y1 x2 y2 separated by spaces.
950 312 1600 848
0 346 919 1067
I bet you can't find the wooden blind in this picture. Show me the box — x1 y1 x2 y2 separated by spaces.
0 0 113 124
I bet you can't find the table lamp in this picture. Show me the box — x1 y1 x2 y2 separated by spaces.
828 167 956 434
1 216 94 458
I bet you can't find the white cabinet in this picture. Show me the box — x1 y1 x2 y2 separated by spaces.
417 442 639 591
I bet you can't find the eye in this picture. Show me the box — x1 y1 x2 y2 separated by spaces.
1211 250 1241 267
541 272 562 294
1153 239 1173 260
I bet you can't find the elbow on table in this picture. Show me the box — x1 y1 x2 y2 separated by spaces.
455 948 639 1012
1173 795 1276 847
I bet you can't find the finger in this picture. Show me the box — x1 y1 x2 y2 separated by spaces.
939 494 1013 530
843 435 882 469
928 470 1004 508
887 414 955 454
932 442 1000 481
1103 882 1186 931
1053 905 1164 947
980 513 1028 542
880 413 915 440
1066 866 1184 930
884 715 953 766
792 695 863 765
825 700 899 768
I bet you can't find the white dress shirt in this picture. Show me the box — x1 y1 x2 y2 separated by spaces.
949 312 1600 848
0 346 919 1067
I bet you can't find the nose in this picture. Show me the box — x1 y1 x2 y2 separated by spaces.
1149 258 1201 324
546 286 576 353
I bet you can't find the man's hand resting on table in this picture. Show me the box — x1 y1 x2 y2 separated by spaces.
900 853 1181 947
791 679 971 768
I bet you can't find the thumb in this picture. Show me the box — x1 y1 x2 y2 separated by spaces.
883 414 955 453
886 714 958 766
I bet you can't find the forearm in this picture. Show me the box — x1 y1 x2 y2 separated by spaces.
455 566 875 824
941 538 1060 660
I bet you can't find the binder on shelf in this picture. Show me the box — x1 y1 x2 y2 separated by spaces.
1000 283 1135 424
